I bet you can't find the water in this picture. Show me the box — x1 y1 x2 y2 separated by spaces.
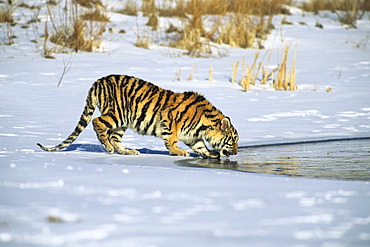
176 139 370 181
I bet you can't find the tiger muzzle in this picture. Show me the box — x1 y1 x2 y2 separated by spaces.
222 149 237 157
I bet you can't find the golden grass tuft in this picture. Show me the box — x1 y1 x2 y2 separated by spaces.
157 0 186 17
185 0 288 16
302 0 370 12
188 64 197 81
231 61 239 84
0 0 16 24
0 0 17 45
217 14 257 49
146 14 158 30
134 21 151 49
81 8 110 22
74 0 103 9
302 0 370 28
209 64 213 82
142 0 156 17
47 1 106 53
231 44 298 91
273 44 298 91
114 0 138 16
174 68 181 81
159 0 287 55
169 22 210 57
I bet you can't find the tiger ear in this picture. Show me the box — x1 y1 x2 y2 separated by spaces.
220 117 231 132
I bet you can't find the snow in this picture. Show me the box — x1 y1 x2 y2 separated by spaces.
1 1 370 246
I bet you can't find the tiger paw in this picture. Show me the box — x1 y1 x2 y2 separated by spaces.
115 146 140 155
102 144 114 154
124 149 140 155
170 149 190 157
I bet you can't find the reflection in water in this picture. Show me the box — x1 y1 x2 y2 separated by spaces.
176 139 370 181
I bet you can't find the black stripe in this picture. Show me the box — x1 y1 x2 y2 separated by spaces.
135 99 153 130
109 113 120 127
122 80 130 117
143 90 165 134
127 78 137 97
136 79 147 92
205 113 219 118
113 74 123 83
133 81 150 117
79 117 88 127
99 118 113 129
180 103 202 133
116 86 124 124
195 124 209 137
175 95 205 123
170 91 194 113
162 90 173 108
161 131 172 136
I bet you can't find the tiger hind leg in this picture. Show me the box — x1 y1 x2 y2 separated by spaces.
108 127 139 155
92 116 115 153
186 139 220 159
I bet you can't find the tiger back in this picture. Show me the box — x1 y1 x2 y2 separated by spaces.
37 75 239 158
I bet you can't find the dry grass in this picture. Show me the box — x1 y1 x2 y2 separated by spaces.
174 68 181 81
0 0 16 24
159 0 288 55
146 14 158 30
81 8 110 22
273 44 297 90
188 64 197 80
114 0 138 16
142 0 156 17
217 14 257 49
134 22 151 49
232 44 298 91
167 1 210 57
46 0 107 53
231 61 239 84
74 0 103 9
240 53 261 91
169 18 212 57
209 64 213 82
185 0 287 16
302 0 370 12
302 0 370 28
0 0 17 45
157 0 186 17
135 33 151 49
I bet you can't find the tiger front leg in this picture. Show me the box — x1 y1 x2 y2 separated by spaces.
162 133 189 157
186 139 220 159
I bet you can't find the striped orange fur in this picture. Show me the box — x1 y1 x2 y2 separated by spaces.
37 75 238 158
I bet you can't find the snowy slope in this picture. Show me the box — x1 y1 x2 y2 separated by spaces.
1 2 370 247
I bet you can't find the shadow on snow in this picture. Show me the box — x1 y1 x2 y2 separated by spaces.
63 143 198 157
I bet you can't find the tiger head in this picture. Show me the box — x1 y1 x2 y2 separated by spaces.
208 117 239 157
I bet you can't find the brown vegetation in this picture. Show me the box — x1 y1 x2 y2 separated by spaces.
302 0 370 28
0 0 15 24
152 0 290 56
231 44 297 92
46 0 107 53
114 0 138 16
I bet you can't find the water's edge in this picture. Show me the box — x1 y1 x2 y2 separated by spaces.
178 138 370 181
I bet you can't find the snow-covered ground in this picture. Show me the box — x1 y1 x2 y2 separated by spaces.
1 1 369 246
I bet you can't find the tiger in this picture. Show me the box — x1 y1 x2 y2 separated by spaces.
37 75 239 158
